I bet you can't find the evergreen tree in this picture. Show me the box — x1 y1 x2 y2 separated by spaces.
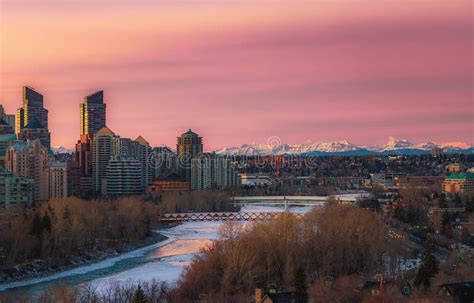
133 285 147 303
465 195 474 213
294 266 308 303
42 212 52 233
31 212 43 237
441 211 451 234
414 238 439 289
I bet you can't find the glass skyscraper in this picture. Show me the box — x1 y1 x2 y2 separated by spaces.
16 86 48 134
80 90 106 136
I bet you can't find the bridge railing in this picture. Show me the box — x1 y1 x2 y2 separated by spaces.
161 212 304 222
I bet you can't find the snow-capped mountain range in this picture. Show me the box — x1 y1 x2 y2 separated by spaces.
51 146 74 154
215 137 473 156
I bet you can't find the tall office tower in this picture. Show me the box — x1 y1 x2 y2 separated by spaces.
18 120 51 149
5 140 50 203
0 168 34 209
105 156 142 196
80 90 106 136
15 108 24 135
48 162 68 199
92 127 115 194
177 129 203 182
134 136 153 190
191 153 240 190
16 87 48 133
0 105 15 130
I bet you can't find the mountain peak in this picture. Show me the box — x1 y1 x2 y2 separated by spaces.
214 139 472 156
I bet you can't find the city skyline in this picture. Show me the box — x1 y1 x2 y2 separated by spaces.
1 0 473 149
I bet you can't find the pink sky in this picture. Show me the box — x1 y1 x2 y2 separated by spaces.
1 0 473 150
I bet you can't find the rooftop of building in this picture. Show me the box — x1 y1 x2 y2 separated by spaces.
85 90 104 103
0 134 18 142
23 86 43 100
96 126 115 136
446 173 474 180
8 139 45 152
135 135 149 145
181 129 199 138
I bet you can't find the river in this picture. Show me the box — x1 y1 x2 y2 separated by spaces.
0 205 311 299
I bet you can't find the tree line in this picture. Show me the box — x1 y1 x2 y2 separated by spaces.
174 202 386 301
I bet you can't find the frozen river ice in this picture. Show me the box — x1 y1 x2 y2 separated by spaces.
0 205 311 298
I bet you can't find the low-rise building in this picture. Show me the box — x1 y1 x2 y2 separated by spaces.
445 163 462 174
147 173 189 196
442 173 474 194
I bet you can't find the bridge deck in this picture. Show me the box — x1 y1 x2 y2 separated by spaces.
161 212 304 222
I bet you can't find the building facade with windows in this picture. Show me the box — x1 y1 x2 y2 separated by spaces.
442 174 474 194
105 156 142 196
80 90 106 136
177 129 203 182
5 140 50 203
48 162 68 199
0 169 33 208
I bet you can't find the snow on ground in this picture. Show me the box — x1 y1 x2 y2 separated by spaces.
88 206 314 290
0 206 314 293
0 234 174 292
89 221 223 290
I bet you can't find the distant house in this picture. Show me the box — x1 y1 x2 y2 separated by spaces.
255 288 294 303
439 282 474 303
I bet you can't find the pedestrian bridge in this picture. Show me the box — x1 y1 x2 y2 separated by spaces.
161 211 304 222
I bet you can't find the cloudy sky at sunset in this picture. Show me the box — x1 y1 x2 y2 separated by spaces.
1 0 472 149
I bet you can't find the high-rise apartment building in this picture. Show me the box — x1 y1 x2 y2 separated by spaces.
191 154 212 190
177 129 203 182
80 90 106 136
105 156 142 196
191 153 240 190
92 127 115 194
5 140 50 203
134 136 153 190
0 168 34 208
16 87 48 134
110 135 153 191
48 162 68 199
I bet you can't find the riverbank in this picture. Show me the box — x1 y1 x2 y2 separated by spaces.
0 232 168 285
